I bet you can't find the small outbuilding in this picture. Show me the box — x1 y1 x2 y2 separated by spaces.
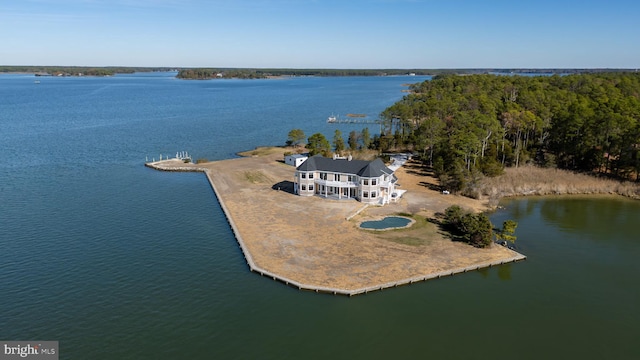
285 154 308 167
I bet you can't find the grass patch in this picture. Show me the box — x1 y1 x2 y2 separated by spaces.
238 146 287 157
243 170 272 184
385 236 431 246
396 212 413 217
368 214 438 247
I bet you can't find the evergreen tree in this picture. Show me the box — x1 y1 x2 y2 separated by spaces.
307 133 331 156
287 129 306 147
333 129 345 153
348 130 358 151
362 127 371 149
495 220 518 243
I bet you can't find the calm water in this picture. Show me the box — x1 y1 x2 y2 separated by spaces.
1 73 639 359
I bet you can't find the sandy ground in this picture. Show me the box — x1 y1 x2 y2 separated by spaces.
150 149 522 291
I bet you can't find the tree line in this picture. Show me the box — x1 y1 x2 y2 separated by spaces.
4 66 634 77
0 66 173 76
377 73 640 192
177 69 268 79
287 128 375 156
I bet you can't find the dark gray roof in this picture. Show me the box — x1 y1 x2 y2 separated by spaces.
296 155 393 178
358 158 393 177
287 154 308 159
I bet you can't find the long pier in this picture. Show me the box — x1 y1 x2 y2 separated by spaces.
145 159 526 296
327 118 381 124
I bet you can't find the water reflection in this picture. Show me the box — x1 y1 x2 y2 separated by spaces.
478 263 512 280
476 264 511 281
539 196 636 239
497 263 512 281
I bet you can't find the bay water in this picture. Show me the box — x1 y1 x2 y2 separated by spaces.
1 73 639 359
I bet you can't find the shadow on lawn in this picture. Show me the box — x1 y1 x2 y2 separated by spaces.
272 180 295 194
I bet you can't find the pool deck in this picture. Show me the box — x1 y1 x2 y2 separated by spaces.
145 150 525 296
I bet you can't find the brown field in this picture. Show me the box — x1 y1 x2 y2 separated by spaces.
476 165 640 204
147 147 523 292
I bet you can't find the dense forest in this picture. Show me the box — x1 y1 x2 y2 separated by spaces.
374 73 640 191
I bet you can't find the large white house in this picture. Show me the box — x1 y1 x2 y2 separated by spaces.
294 155 399 205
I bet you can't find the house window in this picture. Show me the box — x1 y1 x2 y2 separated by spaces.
371 179 377 186
301 173 306 179
362 179 369 185
309 185 314 191
371 191 377 198
301 185 306 191
309 173 314 179
363 191 369 198
348 175 355 182
334 174 340 181
320 173 327 180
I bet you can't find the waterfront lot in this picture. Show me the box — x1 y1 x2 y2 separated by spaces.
156 148 522 291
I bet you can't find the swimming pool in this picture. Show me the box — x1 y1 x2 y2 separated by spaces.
359 216 413 230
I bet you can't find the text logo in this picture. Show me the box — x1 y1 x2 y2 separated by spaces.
1 341 58 360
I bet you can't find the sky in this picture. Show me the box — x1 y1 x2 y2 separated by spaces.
1 0 639 68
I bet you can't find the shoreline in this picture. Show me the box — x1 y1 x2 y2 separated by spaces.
144 150 526 296
488 191 639 205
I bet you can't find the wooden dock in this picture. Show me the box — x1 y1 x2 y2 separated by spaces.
327 118 381 124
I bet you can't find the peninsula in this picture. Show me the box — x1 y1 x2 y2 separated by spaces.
145 147 524 295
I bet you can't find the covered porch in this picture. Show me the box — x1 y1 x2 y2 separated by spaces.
315 181 359 200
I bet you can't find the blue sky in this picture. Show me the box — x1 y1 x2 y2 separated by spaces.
1 0 639 68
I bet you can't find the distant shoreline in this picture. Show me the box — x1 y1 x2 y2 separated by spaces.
3 66 637 78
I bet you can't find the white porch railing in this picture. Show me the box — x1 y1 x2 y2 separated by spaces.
315 179 359 188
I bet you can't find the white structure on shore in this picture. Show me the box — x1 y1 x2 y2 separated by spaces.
293 155 400 205
284 154 308 167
